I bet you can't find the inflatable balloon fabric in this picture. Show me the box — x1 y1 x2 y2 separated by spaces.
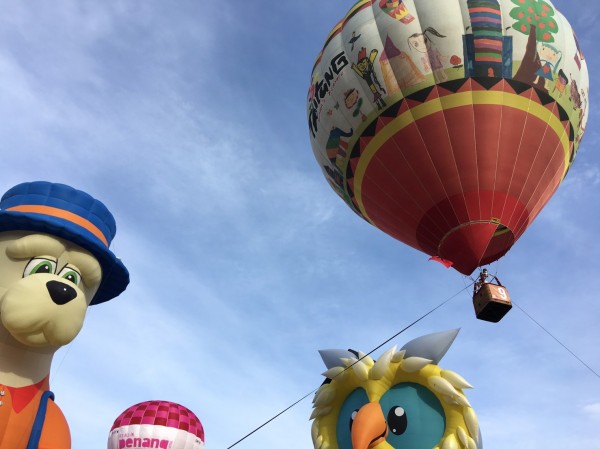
108 400 205 449
308 0 589 274
310 330 481 449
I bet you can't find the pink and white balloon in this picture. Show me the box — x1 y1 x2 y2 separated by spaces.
108 400 205 449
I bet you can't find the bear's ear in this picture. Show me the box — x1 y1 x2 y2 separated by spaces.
400 329 460 365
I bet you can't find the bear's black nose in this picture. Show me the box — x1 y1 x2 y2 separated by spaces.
46 280 77 305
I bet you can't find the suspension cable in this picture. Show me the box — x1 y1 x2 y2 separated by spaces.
226 283 470 449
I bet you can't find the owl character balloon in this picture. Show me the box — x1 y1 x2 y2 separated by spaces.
310 330 480 449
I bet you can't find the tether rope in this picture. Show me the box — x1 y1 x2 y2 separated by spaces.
227 280 600 449
226 283 471 449
513 301 600 379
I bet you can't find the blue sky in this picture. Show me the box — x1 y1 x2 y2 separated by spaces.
0 1 598 448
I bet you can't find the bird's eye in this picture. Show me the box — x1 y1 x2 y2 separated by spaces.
58 266 82 286
24 258 57 277
349 409 359 430
387 406 407 435
379 383 445 449
336 388 369 449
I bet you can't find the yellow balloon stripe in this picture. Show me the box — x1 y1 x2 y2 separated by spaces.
353 91 569 222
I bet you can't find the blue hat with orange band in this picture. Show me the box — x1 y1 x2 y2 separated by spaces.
0 181 129 305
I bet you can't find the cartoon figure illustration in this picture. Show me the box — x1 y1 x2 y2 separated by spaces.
408 27 449 82
510 0 559 89
348 31 361 52
310 330 482 449
344 88 367 122
324 125 353 195
570 75 582 110
0 181 129 449
352 47 387 110
380 35 426 94
326 125 353 169
533 42 562 90
550 69 568 97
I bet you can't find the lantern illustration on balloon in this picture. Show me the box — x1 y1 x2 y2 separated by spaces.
379 0 415 24
307 0 589 275
108 401 205 449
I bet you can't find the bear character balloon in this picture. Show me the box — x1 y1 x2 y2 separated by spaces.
0 181 129 449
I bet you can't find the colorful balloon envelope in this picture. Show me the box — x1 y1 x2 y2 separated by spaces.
307 0 589 274
108 400 205 449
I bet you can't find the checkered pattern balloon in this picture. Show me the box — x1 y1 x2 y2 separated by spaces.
108 400 204 449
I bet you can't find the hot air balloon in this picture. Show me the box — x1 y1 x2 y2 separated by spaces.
108 401 205 449
311 330 482 449
307 0 589 276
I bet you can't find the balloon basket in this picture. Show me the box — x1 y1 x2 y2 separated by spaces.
473 283 512 323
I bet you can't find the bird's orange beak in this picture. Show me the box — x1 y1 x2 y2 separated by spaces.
351 402 388 449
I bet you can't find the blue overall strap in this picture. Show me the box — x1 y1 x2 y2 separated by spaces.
26 390 55 449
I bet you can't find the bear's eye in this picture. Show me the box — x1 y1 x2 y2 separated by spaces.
58 266 81 286
23 258 57 277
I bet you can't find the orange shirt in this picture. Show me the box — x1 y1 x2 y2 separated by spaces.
0 377 70 449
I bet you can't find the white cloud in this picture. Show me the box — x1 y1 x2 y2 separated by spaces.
582 402 600 419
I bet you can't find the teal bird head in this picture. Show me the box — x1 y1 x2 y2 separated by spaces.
310 330 482 449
